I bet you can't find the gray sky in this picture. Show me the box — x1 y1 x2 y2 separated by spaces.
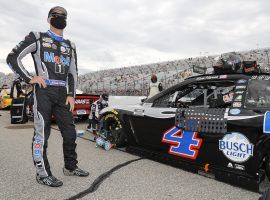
0 0 269 74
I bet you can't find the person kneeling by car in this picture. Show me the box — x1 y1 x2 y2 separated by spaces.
87 93 109 135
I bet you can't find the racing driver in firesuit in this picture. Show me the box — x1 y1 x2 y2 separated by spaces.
6 6 89 187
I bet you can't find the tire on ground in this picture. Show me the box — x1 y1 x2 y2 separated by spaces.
265 151 270 182
259 187 270 200
99 113 126 147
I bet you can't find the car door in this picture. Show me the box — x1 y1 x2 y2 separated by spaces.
139 78 241 166
167 76 262 177
173 79 240 164
129 79 207 150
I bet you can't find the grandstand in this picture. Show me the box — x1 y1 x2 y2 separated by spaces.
0 72 15 89
78 48 270 96
1 48 270 96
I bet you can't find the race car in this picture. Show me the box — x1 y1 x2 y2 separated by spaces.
99 71 270 192
73 94 100 120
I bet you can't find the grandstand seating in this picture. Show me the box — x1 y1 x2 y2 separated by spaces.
78 48 270 96
1 48 270 96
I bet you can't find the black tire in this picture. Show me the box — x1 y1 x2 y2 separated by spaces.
265 152 270 181
99 113 126 147
259 187 270 200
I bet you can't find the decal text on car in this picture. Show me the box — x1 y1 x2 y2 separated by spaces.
162 126 202 160
219 132 254 163
75 99 90 105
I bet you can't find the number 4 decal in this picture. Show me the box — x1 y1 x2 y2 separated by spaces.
162 126 202 160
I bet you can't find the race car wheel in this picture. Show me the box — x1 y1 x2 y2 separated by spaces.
99 113 126 147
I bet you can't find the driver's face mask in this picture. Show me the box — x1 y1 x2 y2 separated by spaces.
50 13 67 29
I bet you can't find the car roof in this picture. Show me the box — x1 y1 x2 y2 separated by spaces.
145 73 266 103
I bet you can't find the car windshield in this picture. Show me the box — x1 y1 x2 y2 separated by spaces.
178 88 204 102
245 79 270 108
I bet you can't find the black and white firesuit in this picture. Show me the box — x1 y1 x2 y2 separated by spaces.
88 94 109 133
6 30 78 177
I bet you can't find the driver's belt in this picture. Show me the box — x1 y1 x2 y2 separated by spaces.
45 79 66 87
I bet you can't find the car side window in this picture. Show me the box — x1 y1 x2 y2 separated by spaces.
245 79 270 108
152 85 190 108
152 91 175 107
207 84 235 108
176 88 205 107
152 80 236 108
174 81 236 108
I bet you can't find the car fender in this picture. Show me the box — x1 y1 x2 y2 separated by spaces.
255 134 270 161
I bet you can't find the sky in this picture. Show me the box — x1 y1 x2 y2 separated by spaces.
0 0 270 75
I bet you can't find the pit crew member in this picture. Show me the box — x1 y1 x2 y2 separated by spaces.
87 93 109 135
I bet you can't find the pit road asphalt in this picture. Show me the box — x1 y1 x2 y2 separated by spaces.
0 110 261 200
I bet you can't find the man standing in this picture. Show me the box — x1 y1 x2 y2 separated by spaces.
148 74 163 98
6 6 89 187
87 93 109 135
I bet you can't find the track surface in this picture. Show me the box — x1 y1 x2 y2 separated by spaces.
0 110 261 200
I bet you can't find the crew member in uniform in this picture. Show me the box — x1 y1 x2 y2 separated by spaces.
148 74 163 98
87 93 109 135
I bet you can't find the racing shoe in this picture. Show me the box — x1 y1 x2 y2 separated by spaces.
36 175 63 187
63 167 89 177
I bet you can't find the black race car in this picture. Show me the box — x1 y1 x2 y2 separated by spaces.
99 72 270 192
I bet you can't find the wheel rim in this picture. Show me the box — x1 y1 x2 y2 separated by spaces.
100 115 122 144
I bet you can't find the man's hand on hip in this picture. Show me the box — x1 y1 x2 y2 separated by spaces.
29 76 47 88
66 96 75 112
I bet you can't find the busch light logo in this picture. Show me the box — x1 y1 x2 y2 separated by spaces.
219 133 254 163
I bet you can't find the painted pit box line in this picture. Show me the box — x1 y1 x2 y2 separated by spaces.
67 157 144 200
51 127 144 200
